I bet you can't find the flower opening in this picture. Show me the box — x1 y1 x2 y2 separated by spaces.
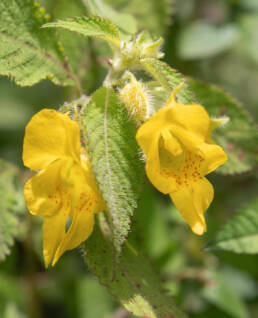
136 85 228 235
23 109 105 267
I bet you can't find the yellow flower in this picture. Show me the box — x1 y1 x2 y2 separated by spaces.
23 109 105 267
136 85 227 235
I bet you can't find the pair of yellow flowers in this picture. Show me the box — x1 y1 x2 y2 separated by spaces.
23 86 227 267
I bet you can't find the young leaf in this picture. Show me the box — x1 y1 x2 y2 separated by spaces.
80 87 144 252
0 159 25 261
140 58 196 104
84 215 188 318
188 79 258 174
43 16 120 47
84 0 137 36
0 0 75 86
205 198 258 254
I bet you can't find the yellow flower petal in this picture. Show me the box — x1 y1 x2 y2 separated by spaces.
23 109 81 170
169 104 210 141
170 177 214 235
198 142 228 175
144 134 178 193
161 128 183 156
24 159 64 216
51 162 104 266
52 206 95 266
43 213 67 268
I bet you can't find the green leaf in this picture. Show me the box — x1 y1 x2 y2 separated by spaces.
84 0 137 36
84 215 188 318
141 58 196 104
205 198 258 254
178 22 239 60
43 16 120 47
80 87 144 252
0 0 75 86
202 271 249 318
188 79 258 174
0 159 25 261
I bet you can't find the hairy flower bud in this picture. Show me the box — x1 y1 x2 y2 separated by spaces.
119 74 153 122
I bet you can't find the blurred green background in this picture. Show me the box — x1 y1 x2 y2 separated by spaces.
0 0 258 317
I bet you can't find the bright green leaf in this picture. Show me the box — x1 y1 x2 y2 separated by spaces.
43 16 120 47
0 0 75 86
189 79 258 174
84 214 188 318
83 0 137 36
80 87 144 252
178 22 239 60
205 198 258 254
0 159 25 262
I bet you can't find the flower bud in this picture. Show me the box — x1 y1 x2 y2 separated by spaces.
119 75 153 122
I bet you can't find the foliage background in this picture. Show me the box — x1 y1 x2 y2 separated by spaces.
0 0 257 317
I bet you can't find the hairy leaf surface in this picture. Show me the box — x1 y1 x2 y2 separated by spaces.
141 58 196 104
0 0 75 86
80 87 144 252
84 215 188 318
43 16 120 47
0 159 25 261
189 79 258 174
205 198 258 254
